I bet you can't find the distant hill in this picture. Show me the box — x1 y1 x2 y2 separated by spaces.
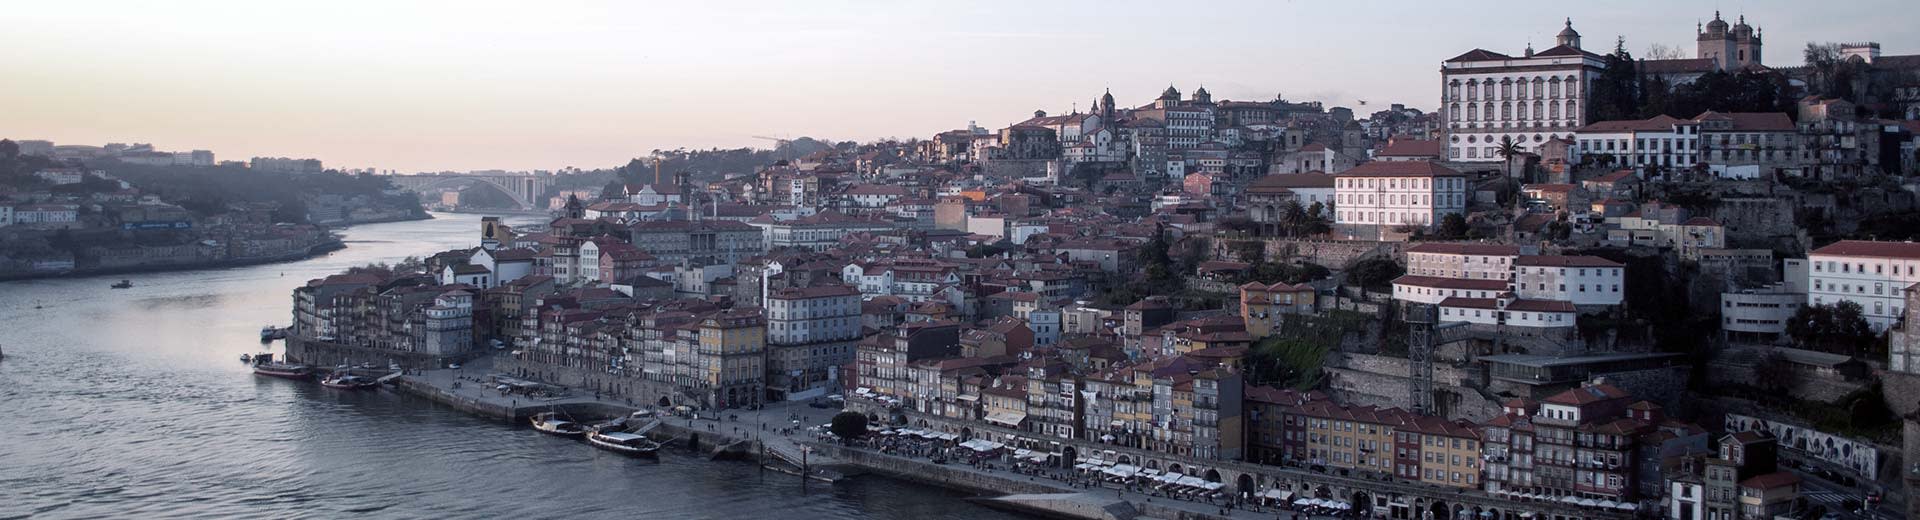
614 137 840 184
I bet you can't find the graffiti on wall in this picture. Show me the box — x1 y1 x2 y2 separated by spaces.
1724 414 1879 480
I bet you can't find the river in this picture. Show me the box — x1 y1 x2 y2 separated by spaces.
0 213 1024 520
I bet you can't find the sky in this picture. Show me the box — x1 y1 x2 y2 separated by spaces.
2 0 1915 173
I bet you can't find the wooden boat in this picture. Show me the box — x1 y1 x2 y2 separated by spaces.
110 279 132 289
320 374 378 390
531 412 587 437
586 431 660 456
252 362 311 380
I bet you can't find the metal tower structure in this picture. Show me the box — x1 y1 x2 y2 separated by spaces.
1405 303 1437 415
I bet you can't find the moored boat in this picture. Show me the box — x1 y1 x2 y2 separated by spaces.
320 374 378 390
110 279 133 289
586 431 660 456
531 412 587 437
253 362 312 380
260 326 287 341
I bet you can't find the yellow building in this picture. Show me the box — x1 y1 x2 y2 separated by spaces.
1403 416 1484 489
1239 282 1316 339
697 308 766 409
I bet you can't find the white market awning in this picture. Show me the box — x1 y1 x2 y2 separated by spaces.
984 411 1027 428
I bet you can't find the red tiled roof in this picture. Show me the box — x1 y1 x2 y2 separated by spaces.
1378 139 1445 158
1738 471 1801 490
1810 240 1920 259
1544 383 1631 406
1692 111 1794 132
1445 49 1513 62
1337 161 1462 178
1515 255 1623 267
1576 115 1685 133
1407 243 1522 256
1392 275 1510 291
1504 299 1576 313
1247 173 1335 193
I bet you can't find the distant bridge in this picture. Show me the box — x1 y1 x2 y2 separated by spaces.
386 174 557 210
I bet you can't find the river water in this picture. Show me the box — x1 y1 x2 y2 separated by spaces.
0 213 1022 520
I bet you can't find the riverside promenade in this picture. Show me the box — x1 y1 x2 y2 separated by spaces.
392 358 1340 520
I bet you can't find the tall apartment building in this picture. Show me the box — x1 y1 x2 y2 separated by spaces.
765 285 863 400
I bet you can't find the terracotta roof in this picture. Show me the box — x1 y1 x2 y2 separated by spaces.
1337 161 1462 178
1810 240 1920 260
1393 275 1510 291
1504 299 1576 313
1692 111 1794 132
1445 49 1513 63
1377 139 1445 158
1543 383 1631 406
1738 471 1801 490
1407 243 1521 256
1515 255 1623 267
1638 58 1717 74
1247 173 1335 193
1575 115 1686 133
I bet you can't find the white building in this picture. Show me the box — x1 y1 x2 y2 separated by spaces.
766 285 863 346
1437 295 1576 329
1392 275 1511 305
1806 240 1920 331
1333 161 1468 238
0 204 13 227
1405 243 1523 280
1442 19 1604 162
1511 255 1626 307
1573 115 1700 173
422 290 474 356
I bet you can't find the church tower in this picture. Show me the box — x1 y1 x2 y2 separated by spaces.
1555 18 1581 49
1697 11 1737 71
1731 15 1762 69
1100 89 1116 119
1193 85 1212 105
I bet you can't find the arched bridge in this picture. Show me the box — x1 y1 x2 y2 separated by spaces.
386 174 556 210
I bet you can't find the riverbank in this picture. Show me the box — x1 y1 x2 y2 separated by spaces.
382 357 1253 520
0 238 347 282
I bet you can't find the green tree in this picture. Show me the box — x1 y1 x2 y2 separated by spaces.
1786 301 1877 355
0 139 17 160
1246 337 1328 390
1589 38 1642 122
829 411 868 443
1346 257 1404 289
1437 213 1470 239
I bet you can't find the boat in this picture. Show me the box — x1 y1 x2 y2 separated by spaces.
530 413 588 437
320 374 378 390
260 326 287 341
240 353 252 363
110 280 132 289
252 362 312 380
586 431 660 456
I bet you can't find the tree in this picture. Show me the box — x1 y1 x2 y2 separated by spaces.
1437 213 1470 239
1346 257 1404 289
0 139 17 160
1589 38 1642 122
829 411 868 442
1247 337 1328 390
1643 43 1685 60
1786 301 1877 355
1494 135 1524 184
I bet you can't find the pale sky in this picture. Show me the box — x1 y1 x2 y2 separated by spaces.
2 1 1914 173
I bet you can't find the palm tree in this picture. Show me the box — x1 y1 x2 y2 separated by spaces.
1495 135 1524 180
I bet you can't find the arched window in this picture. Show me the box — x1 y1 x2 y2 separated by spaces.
1533 78 1545 99
1549 78 1561 98
1466 103 1477 121
1450 103 1461 122
1483 103 1495 120
1501 79 1512 99
1501 102 1511 120
1550 102 1560 119
1565 100 1577 119
1483 81 1495 99
1466 80 1478 101
1564 76 1579 98
1532 101 1544 120
1517 102 1528 120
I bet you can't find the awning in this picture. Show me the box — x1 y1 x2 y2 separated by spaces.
1260 489 1293 501
984 411 1027 427
1098 434 1115 441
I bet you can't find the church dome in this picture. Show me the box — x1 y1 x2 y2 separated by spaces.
1705 11 1729 33
1160 85 1181 99
1556 19 1580 39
